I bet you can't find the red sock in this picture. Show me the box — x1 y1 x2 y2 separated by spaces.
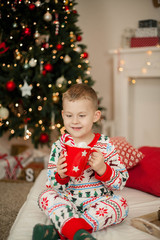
61 218 92 240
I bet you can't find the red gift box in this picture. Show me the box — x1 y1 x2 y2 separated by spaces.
130 37 159 48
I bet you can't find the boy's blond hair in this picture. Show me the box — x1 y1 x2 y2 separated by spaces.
62 84 98 110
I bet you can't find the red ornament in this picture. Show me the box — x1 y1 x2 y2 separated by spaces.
56 43 63 51
29 3 35 10
73 10 77 14
6 80 16 92
23 27 31 36
39 133 49 143
42 42 49 49
44 63 53 72
76 35 82 41
82 52 89 58
65 6 69 11
42 70 47 76
0 42 9 55
24 118 31 124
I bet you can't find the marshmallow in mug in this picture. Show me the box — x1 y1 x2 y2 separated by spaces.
65 141 90 148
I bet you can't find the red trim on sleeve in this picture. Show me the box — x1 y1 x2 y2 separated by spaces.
95 163 112 181
55 172 70 185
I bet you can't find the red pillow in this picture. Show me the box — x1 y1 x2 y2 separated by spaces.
126 146 160 196
110 137 144 169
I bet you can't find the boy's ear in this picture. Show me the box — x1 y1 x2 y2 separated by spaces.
93 110 101 123
61 110 64 119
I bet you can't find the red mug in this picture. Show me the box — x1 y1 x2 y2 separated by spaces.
64 144 96 177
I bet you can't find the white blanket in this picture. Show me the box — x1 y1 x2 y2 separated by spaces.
8 169 160 240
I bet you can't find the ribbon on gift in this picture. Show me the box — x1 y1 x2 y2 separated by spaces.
0 153 24 179
0 153 12 179
12 156 24 179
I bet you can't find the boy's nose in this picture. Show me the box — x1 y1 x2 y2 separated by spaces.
72 116 79 123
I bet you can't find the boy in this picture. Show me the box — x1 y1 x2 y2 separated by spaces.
33 84 129 240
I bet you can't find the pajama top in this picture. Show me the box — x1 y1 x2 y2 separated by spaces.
46 133 129 199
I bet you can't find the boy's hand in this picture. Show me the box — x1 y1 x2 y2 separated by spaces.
89 149 106 176
57 152 68 179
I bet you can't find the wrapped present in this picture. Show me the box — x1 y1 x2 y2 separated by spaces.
130 37 159 47
135 27 159 37
0 149 33 180
138 19 157 28
18 162 44 182
11 144 29 156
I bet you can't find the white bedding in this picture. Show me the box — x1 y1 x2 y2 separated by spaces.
8 169 160 240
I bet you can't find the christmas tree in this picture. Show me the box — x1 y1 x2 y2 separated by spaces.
0 0 98 148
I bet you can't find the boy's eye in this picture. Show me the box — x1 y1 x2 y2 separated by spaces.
79 115 86 118
66 115 72 118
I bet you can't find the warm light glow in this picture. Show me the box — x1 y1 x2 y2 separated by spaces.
38 106 42 111
118 67 124 72
146 61 151 66
142 68 147 74
147 50 152 56
132 79 136 84
56 123 61 128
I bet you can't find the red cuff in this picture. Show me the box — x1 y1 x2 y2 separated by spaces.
95 163 112 181
55 172 70 185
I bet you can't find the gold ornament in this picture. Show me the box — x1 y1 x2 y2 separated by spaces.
52 94 59 103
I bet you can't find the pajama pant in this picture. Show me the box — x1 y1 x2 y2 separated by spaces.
38 189 128 234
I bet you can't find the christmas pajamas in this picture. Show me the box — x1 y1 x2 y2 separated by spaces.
38 133 129 236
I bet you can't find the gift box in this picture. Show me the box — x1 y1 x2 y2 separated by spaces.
138 19 157 28
135 27 159 38
0 149 33 180
18 162 44 181
130 37 159 48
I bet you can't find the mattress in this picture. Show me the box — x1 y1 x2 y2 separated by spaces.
8 169 160 240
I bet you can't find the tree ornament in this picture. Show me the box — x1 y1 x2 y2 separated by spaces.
74 46 81 53
76 35 82 41
43 11 52 22
54 13 59 35
42 42 49 49
44 63 53 72
39 133 49 143
34 30 40 39
23 27 31 36
73 10 77 14
23 62 29 69
28 3 35 10
42 70 47 76
13 22 18 28
52 94 59 103
82 52 89 59
65 6 69 12
0 107 9 120
56 43 63 51
63 55 71 63
6 80 16 92
29 58 37 67
0 42 9 55
20 80 33 97
35 1 41 7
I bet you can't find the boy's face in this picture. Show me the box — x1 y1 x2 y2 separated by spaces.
62 99 101 143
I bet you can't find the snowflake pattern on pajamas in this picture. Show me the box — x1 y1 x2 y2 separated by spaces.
38 133 129 233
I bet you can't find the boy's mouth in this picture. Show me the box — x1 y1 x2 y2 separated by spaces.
71 127 82 130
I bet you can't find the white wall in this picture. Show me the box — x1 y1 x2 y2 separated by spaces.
76 0 160 120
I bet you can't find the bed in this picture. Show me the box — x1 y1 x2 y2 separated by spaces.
8 169 160 240
8 138 160 240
